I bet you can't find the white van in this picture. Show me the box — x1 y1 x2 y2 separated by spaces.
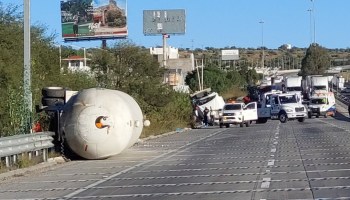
308 92 336 118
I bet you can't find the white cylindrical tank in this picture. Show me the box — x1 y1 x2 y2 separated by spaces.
60 88 144 159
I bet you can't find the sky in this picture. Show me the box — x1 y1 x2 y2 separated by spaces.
1 0 350 50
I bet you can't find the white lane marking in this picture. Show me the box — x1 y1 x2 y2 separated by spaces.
267 159 275 166
260 178 271 188
270 154 275 157
271 148 277 153
64 130 226 198
273 141 278 145
265 170 270 173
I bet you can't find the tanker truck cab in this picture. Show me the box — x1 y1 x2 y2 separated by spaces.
308 92 336 118
270 93 307 123
219 102 257 128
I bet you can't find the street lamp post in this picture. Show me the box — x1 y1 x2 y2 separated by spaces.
307 9 312 44
24 0 32 133
259 21 265 69
311 0 316 44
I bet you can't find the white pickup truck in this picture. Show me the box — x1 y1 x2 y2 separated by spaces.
270 93 307 123
219 102 257 128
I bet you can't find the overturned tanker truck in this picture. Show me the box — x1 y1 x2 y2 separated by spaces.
41 87 150 159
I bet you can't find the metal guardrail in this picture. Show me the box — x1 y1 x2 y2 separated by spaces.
0 132 55 167
330 87 350 106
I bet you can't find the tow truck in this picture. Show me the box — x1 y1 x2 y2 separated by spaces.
270 93 307 123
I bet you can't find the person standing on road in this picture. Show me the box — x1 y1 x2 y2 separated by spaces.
203 107 210 127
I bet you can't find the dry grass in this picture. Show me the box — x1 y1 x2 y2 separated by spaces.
220 87 247 101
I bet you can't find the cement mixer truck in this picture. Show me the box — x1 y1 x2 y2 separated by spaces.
41 87 149 159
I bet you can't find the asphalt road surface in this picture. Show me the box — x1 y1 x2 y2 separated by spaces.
1 110 350 199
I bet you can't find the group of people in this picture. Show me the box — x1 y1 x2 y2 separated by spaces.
193 106 210 127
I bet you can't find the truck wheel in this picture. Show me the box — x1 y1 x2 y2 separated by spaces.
298 117 305 122
316 115 319 118
240 122 244 127
42 87 65 98
308 113 312 119
245 122 250 127
225 124 230 128
219 123 223 128
42 97 65 107
324 114 327 118
279 113 288 123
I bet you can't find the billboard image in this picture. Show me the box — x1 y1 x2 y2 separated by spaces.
61 0 127 41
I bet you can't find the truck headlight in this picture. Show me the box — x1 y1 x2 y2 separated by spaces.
285 107 293 113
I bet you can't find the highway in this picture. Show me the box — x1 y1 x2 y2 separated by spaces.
1 106 350 199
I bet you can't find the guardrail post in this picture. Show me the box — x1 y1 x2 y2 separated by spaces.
13 154 17 164
43 149 48 162
5 156 10 167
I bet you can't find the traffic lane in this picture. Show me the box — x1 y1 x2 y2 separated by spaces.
279 117 350 199
0 129 223 199
73 121 310 199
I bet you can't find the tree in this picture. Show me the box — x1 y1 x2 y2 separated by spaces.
300 43 331 76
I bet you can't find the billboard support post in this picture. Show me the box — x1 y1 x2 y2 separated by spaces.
162 34 167 67
102 40 107 49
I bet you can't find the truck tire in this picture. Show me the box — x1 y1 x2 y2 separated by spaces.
257 118 268 124
298 117 305 122
308 113 312 119
219 123 223 128
42 87 65 98
279 112 288 123
240 122 244 127
245 121 250 127
225 124 230 128
42 97 65 107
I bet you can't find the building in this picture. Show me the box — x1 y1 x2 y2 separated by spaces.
150 46 194 93
62 55 91 72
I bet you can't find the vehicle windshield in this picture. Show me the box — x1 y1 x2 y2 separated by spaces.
311 98 327 104
287 87 302 91
279 95 298 104
224 104 242 110
314 86 327 90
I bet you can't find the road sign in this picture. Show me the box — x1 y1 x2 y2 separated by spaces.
143 9 186 35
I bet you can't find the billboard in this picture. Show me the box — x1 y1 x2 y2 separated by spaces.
143 9 186 35
221 49 239 61
61 0 127 41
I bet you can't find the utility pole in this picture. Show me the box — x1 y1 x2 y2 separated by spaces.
24 0 32 133
259 21 265 69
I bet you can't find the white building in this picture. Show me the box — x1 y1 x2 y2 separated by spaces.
62 55 91 72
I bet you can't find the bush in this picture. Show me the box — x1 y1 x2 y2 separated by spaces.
141 92 192 138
